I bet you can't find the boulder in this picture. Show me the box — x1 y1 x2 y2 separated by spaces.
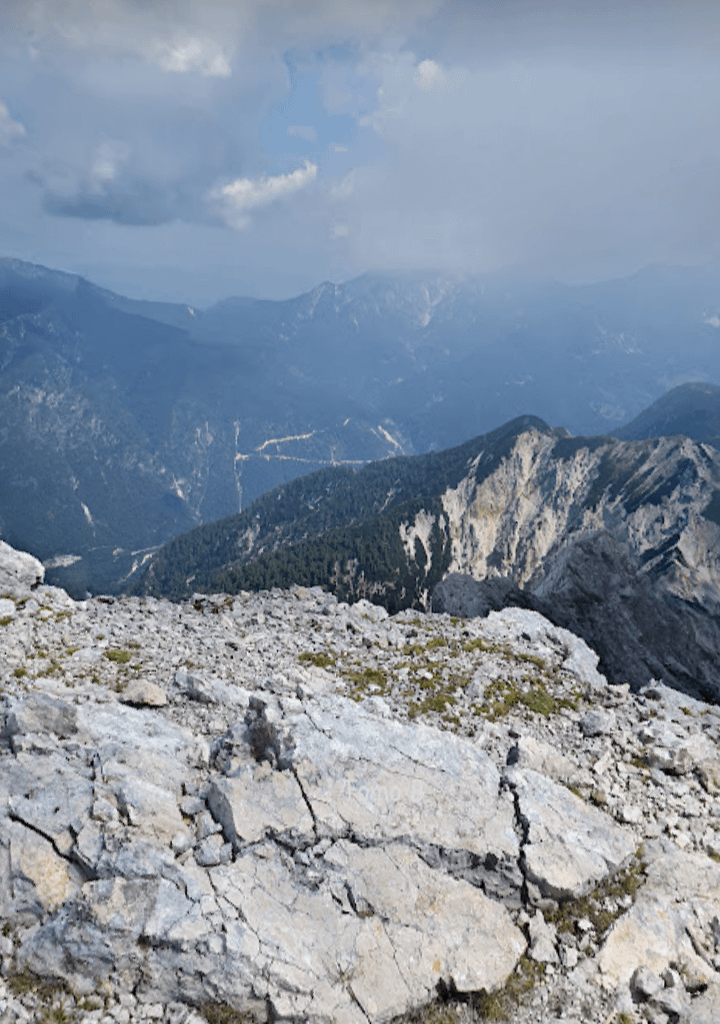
0 540 44 597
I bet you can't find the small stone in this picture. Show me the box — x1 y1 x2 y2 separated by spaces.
698 760 720 795
581 708 616 737
650 986 688 1015
195 810 221 840
630 965 665 1000
561 945 579 969
619 802 643 825
661 967 680 988
179 796 205 816
171 830 193 855
120 680 167 707
528 910 558 963
194 833 224 867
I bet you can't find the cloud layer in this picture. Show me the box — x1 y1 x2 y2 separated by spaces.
1 1 720 303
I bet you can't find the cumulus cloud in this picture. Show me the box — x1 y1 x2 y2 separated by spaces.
413 59 445 92
0 101 25 146
5 0 238 79
38 134 201 227
44 179 175 226
208 161 318 228
287 125 317 142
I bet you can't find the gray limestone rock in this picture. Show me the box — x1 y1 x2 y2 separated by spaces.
599 839 720 990
0 541 44 597
528 909 558 963
1 540 720 1024
269 693 519 864
2 693 78 746
581 708 617 737
120 680 168 707
631 965 664 1000
505 767 636 899
432 573 533 619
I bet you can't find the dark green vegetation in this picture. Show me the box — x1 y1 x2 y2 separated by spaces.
131 415 547 605
199 1004 256 1024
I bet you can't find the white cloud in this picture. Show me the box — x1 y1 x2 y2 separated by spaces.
288 125 317 142
90 140 131 185
208 161 318 228
333 51 720 282
154 36 232 77
413 58 445 92
0 101 25 146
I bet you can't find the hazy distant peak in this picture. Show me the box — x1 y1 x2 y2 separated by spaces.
614 382 720 445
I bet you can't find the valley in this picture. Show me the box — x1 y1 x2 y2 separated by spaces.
3 257 720 596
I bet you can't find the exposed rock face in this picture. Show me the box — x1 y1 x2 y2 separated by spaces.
0 541 44 598
1 541 720 1024
431 428 720 700
434 527 720 701
438 429 720 612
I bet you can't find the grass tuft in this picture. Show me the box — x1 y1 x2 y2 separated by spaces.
298 650 336 669
103 649 131 664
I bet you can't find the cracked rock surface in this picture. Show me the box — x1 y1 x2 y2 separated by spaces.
0 544 720 1022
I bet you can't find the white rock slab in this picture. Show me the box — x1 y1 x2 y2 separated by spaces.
268 694 519 861
599 838 720 989
326 841 527 999
505 767 636 898
208 763 314 846
6 820 82 914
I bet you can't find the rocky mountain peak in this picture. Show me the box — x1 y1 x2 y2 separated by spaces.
1 540 720 1023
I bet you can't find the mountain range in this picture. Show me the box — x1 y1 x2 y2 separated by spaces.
3 256 720 596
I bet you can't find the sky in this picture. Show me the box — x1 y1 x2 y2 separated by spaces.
2 0 720 306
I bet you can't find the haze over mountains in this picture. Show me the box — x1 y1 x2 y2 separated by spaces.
3 256 720 596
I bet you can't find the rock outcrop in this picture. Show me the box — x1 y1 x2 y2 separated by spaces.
0 541 44 599
1 542 720 1023
433 528 720 701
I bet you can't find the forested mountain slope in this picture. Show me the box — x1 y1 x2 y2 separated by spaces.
4 256 720 596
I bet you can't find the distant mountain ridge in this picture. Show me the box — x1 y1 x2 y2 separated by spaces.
2 255 720 595
612 381 720 446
